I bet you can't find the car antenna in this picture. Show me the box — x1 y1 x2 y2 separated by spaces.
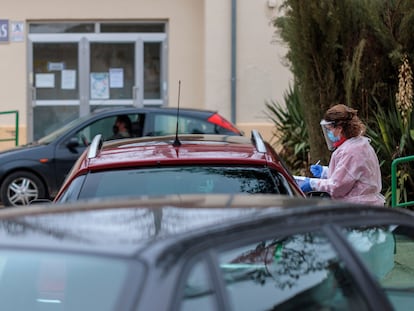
173 80 182 147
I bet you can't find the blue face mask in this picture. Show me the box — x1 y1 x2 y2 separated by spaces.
327 130 340 142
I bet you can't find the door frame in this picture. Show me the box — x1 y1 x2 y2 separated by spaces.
27 32 167 141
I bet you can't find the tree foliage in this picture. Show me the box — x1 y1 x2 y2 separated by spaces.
265 85 309 176
273 0 414 156
271 0 414 205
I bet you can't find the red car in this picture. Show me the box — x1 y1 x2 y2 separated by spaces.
54 131 304 203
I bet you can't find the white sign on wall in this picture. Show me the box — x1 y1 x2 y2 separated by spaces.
10 21 24 42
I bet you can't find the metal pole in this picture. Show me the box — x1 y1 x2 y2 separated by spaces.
391 155 414 207
14 110 19 146
231 0 237 124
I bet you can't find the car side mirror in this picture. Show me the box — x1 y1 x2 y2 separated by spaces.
66 137 80 151
307 191 331 199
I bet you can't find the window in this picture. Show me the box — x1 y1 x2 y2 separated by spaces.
180 260 218 311
90 43 135 100
0 250 137 310
101 23 165 33
216 232 369 310
148 114 219 136
144 43 161 99
33 43 79 100
29 21 167 140
34 106 80 140
344 225 414 311
68 113 143 146
29 23 95 33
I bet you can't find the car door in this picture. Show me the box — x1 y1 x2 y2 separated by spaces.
53 132 89 194
178 222 396 311
213 232 374 311
53 112 148 194
53 115 118 193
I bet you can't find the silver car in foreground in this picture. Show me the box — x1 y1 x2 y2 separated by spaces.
0 194 413 310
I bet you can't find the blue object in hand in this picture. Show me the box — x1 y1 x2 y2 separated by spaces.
310 164 323 178
300 178 312 192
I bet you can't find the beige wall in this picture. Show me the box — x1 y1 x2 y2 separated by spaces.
204 0 231 115
204 0 291 142
237 1 292 121
0 0 290 146
0 126 24 150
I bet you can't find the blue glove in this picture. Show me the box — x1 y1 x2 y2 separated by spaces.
310 164 323 178
300 178 313 192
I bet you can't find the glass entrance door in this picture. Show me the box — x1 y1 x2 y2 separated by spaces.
28 32 166 141
87 37 143 111
90 43 135 103
31 41 81 139
29 35 143 140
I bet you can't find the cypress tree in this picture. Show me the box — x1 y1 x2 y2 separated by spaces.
273 0 414 165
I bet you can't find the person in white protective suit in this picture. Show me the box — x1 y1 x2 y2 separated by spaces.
300 104 385 206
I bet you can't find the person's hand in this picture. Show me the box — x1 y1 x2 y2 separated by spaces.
300 178 312 192
310 164 323 178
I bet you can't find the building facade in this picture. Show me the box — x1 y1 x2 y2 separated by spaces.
0 0 291 147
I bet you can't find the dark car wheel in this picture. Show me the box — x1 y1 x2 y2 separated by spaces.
1 171 46 207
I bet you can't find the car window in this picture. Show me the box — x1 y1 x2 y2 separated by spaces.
211 232 369 311
65 166 292 202
180 259 219 311
148 114 217 136
344 225 414 311
38 114 93 144
57 175 86 202
0 250 138 310
73 113 143 146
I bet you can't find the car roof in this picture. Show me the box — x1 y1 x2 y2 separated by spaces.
91 106 218 116
76 131 284 173
0 195 411 258
87 106 228 123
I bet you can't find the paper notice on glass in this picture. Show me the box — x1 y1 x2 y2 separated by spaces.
90 72 109 99
109 68 124 88
48 62 65 71
36 73 55 88
61 70 76 90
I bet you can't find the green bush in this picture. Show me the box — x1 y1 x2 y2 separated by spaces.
265 85 309 176
367 98 414 207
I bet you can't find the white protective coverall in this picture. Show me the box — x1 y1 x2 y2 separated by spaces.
310 136 385 206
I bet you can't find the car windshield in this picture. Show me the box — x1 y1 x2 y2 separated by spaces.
37 114 93 144
61 166 294 202
0 249 140 310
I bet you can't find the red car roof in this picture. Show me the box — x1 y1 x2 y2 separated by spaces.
86 138 271 169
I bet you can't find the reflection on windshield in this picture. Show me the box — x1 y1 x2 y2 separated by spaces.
75 166 286 201
183 232 367 311
0 250 135 310
37 114 92 144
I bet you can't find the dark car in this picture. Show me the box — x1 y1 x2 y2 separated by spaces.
0 107 242 206
0 195 414 310
53 130 304 203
